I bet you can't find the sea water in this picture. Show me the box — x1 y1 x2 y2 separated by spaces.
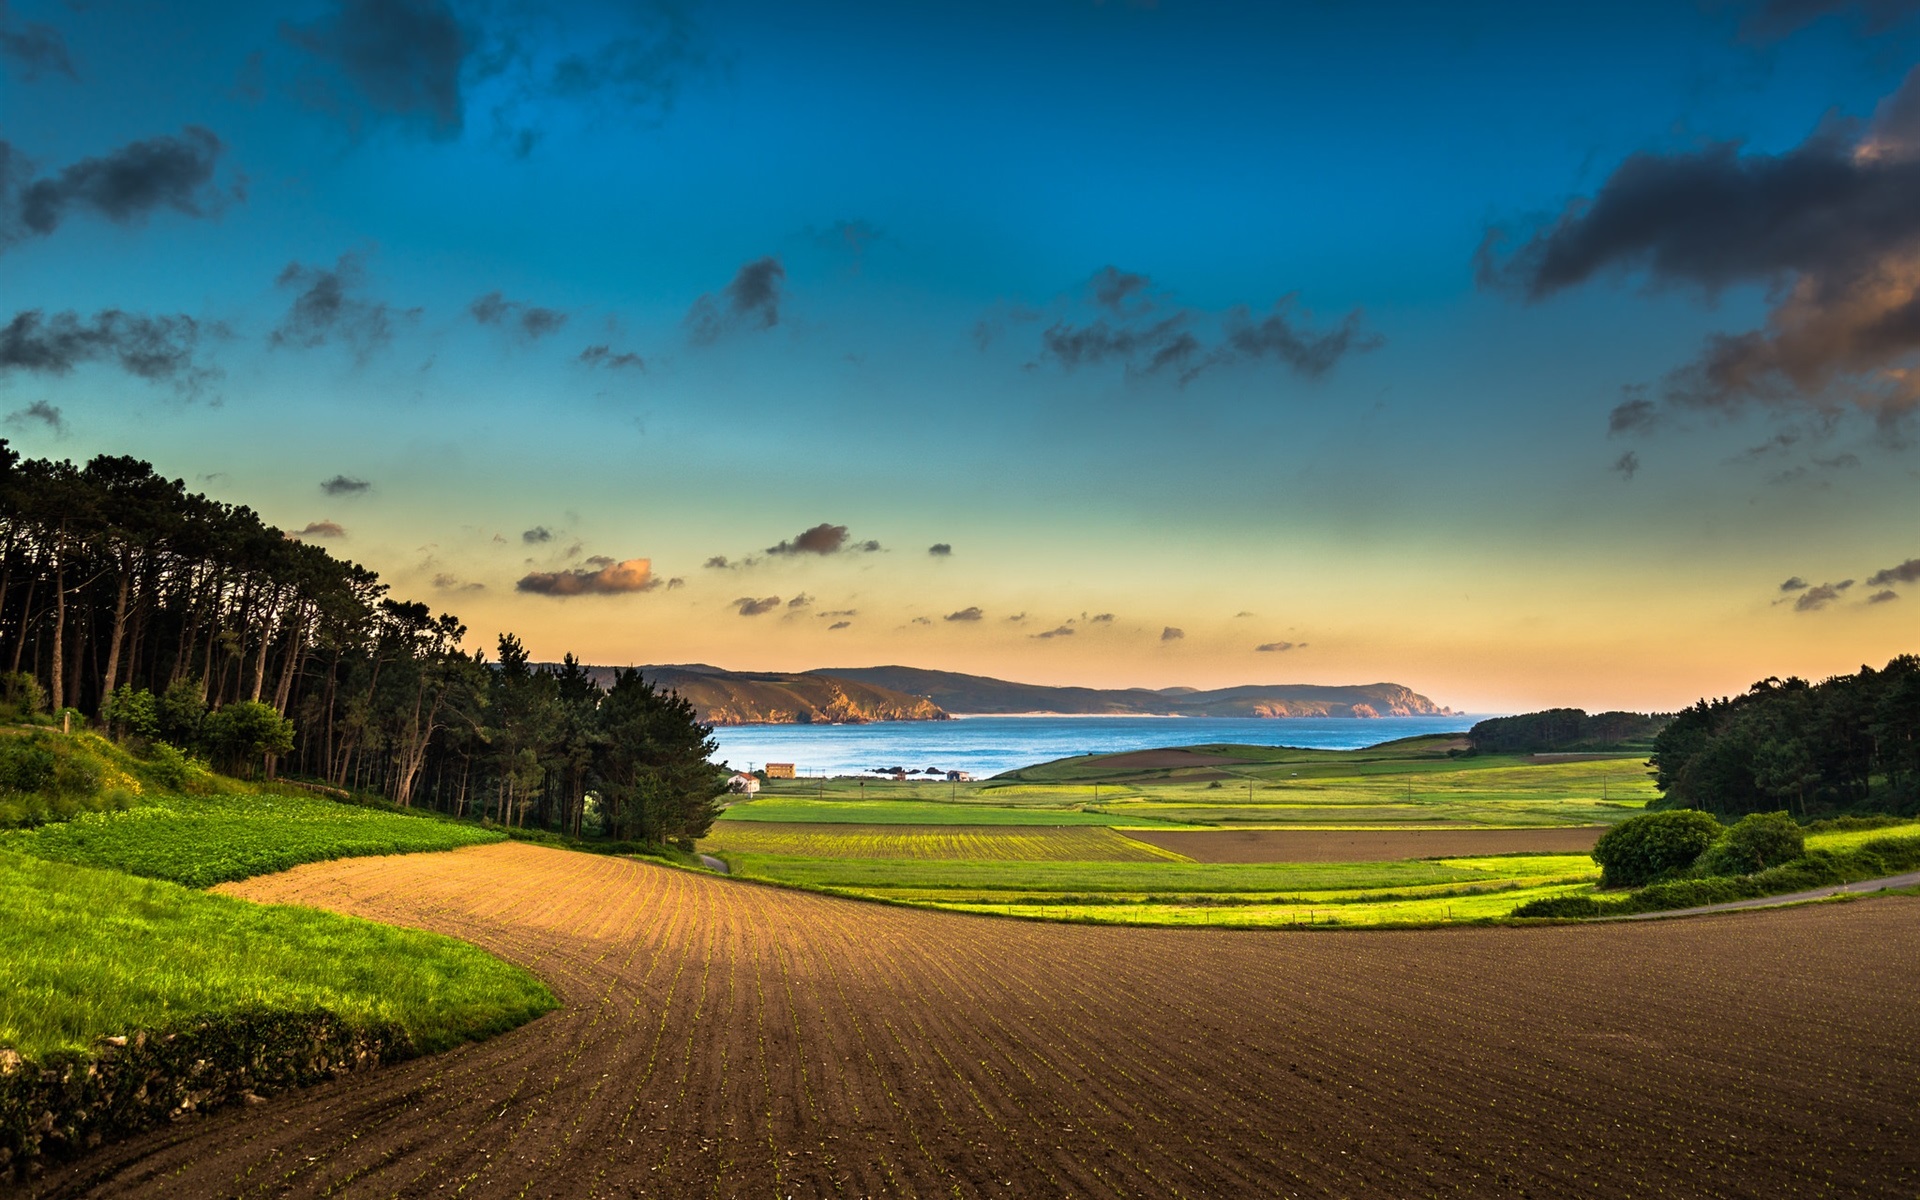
707 714 1491 779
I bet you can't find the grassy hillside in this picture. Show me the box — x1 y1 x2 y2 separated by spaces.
4 789 502 888
0 851 552 1060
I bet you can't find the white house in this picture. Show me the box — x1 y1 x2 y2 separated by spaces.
726 772 761 795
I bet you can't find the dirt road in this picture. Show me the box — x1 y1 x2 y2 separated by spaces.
34 842 1920 1198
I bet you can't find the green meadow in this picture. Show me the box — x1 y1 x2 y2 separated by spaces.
0 731 547 1076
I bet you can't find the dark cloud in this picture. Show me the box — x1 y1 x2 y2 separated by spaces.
0 308 218 393
1609 390 1660 435
1005 612 1028 623
911 616 933 625
664 577 685 589
579 344 644 370
469 291 569 340
733 595 781 616
283 0 472 139
828 620 851 630
517 557 656 596
945 606 984 622
3 399 63 435
431 572 484 592
928 542 952 556
767 522 848 556
541 6 708 123
1234 610 1256 618
1613 450 1640 479
704 555 732 569
1033 267 1378 384
687 257 784 344
1738 0 1920 40
293 520 346 538
0 4 75 80
1867 557 1920 585
1256 641 1298 652
3 128 228 248
1031 625 1075 639
819 608 857 618
1780 576 1811 592
1793 580 1855 611
1482 68 1920 429
854 539 881 552
1869 588 1902 603
320 475 371 495
522 526 552 544
1161 626 1184 641
1088 612 1115 624
787 593 813 609
1090 266 1153 315
1042 315 1194 374
271 253 415 360
1213 300 1381 379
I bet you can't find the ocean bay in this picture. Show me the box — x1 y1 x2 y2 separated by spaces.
707 714 1486 779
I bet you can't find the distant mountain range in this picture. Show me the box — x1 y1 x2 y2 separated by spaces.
560 663 1455 725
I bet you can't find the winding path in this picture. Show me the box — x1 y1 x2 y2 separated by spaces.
1618 868 1920 920
32 842 1920 1199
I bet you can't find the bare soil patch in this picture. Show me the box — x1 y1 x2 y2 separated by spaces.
36 841 1920 1199
1125 826 1608 862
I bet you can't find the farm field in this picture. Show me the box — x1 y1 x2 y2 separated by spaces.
731 740 1656 831
2 789 502 887
699 821 1185 862
1124 825 1607 862
703 744 1641 925
36 841 1920 1199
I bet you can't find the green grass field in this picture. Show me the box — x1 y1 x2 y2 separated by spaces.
703 739 1640 926
0 850 553 1060
2 788 502 888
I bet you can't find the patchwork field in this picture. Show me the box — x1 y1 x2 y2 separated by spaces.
1126 825 1608 862
698 821 1185 862
35 842 1920 1199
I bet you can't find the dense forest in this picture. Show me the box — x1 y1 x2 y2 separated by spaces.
1468 708 1669 754
1651 658 1920 818
0 443 725 844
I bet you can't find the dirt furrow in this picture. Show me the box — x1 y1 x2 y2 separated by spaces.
31 842 1920 1200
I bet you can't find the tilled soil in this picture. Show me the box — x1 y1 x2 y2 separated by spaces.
33 841 1920 1199
1123 826 1608 862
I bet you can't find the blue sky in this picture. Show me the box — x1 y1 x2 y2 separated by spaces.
4 0 1920 711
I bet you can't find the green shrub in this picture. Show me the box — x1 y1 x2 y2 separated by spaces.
99 685 160 742
1591 809 1723 888
1698 811 1805 877
144 741 216 795
200 701 295 776
1510 894 1618 918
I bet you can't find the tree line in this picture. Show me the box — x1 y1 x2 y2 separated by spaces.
1651 656 1920 818
1467 708 1668 754
0 442 724 844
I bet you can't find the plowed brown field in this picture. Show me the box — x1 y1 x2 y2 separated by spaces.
1125 826 1607 862
34 842 1920 1199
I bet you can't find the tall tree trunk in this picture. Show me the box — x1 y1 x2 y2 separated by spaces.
49 525 66 712
98 557 131 712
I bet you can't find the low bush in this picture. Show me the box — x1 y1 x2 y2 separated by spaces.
1698 811 1804 877
1591 809 1723 887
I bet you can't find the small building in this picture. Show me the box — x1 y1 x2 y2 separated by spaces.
726 773 760 795
764 762 796 779
946 770 973 782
